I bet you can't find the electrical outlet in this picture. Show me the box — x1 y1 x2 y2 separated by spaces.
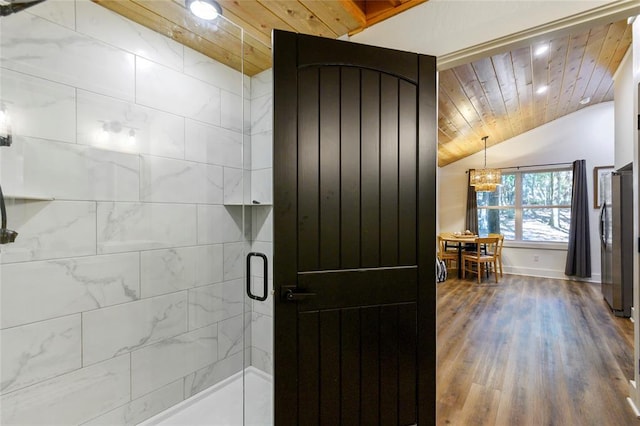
533 255 539 262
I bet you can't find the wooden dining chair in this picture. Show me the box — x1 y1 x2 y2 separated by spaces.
488 233 505 277
437 235 458 272
462 237 499 283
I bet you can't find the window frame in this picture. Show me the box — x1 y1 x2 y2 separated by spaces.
477 167 572 244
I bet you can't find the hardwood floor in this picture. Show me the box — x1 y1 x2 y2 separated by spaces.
437 274 637 425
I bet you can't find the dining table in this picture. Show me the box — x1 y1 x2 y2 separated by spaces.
439 233 478 278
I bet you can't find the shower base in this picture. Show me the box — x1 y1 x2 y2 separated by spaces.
138 367 272 426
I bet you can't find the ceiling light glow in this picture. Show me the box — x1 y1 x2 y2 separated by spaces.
534 45 549 56
536 86 548 95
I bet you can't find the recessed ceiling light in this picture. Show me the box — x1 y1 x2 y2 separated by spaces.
579 96 591 105
186 0 222 20
534 45 549 56
536 86 548 95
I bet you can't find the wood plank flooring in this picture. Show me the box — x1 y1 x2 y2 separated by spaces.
437 274 637 425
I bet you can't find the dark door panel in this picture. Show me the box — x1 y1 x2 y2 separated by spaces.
273 30 436 425
296 267 417 311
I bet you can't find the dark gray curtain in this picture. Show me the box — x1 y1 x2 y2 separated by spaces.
565 159 591 277
465 170 478 234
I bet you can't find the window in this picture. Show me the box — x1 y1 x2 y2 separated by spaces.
477 169 573 242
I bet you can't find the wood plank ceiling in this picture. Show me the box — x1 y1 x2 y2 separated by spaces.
439 20 632 166
94 0 633 166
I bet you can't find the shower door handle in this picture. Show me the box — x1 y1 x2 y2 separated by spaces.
246 252 268 301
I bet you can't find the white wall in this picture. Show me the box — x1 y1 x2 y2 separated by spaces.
350 0 620 57
615 48 635 169
630 13 640 411
439 102 615 281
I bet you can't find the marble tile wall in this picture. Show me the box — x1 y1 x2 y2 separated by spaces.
249 69 274 375
0 1 254 424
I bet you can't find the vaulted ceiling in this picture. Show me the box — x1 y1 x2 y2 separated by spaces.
93 0 634 166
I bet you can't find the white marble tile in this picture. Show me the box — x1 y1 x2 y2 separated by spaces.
243 97 252 135
251 131 273 170
0 355 130 425
136 58 220 126
251 347 273 376
250 93 272 135
197 205 243 244
249 242 272 278
188 280 244 330
1 315 81 395
185 119 243 168
252 205 273 242
220 90 243 133
2 136 139 202
0 252 140 329
183 351 243 398
218 315 245 360
83 292 188 366
140 156 223 204
223 242 244 281
131 324 218 399
251 168 273 204
141 246 198 297
184 48 244 96
0 68 76 143
251 312 272 356
27 0 76 30
76 0 183 71
223 167 244 205
0 201 96 264
97 202 197 253
251 68 272 99
195 244 224 287
0 13 135 101
244 311 253 352
81 380 183 426
243 133 252 171
252 278 273 317
77 90 185 159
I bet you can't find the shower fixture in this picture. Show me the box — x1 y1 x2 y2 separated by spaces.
0 185 18 244
0 104 11 147
0 0 48 16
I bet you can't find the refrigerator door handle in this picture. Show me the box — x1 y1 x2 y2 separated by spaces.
599 202 607 248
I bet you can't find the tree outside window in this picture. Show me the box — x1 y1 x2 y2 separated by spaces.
477 169 573 242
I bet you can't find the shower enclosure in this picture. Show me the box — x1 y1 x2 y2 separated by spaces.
0 1 273 424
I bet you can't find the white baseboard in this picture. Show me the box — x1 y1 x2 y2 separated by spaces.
504 266 600 283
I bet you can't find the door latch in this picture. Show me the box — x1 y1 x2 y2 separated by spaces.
282 286 316 302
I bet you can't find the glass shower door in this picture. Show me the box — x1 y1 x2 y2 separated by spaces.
0 2 252 425
243 30 275 426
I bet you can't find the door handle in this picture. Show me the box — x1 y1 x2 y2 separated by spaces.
246 252 268 301
282 286 316 302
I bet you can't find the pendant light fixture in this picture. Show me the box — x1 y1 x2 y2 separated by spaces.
470 136 501 192
186 0 222 20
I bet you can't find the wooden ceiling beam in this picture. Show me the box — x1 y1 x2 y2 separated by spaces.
256 0 338 38
299 0 360 36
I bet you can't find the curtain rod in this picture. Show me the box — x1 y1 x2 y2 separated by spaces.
466 161 573 173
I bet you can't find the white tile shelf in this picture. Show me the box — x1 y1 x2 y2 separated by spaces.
5 193 55 201
222 201 272 206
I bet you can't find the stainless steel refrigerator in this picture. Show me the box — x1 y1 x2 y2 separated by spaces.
599 167 633 317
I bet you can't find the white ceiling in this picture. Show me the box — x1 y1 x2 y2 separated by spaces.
349 0 626 59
